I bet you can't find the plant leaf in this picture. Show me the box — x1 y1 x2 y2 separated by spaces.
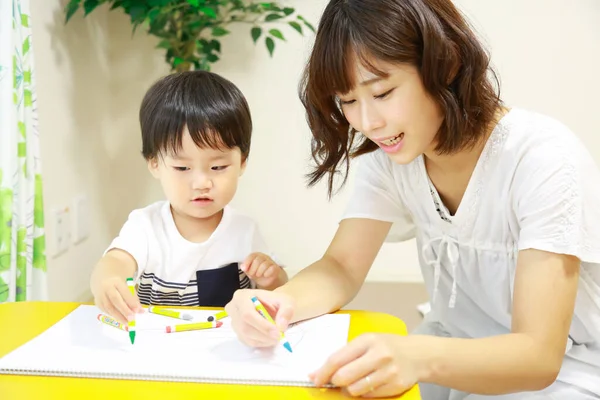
64 0 81 22
110 0 123 10
260 3 281 12
229 0 245 11
199 6 217 19
149 12 168 34
147 8 160 23
298 15 316 33
288 21 302 34
173 57 184 67
157 39 170 49
265 36 275 56
251 26 262 43
147 0 171 5
129 5 147 23
83 0 99 16
303 20 315 32
283 7 294 16
269 29 285 41
207 53 219 63
186 0 200 6
247 3 261 13
210 39 221 53
197 38 210 51
265 13 283 22
212 26 229 37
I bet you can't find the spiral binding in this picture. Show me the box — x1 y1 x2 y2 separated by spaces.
0 368 334 388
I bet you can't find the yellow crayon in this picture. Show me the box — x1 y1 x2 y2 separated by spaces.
165 320 223 333
149 306 192 321
207 310 228 322
251 296 292 353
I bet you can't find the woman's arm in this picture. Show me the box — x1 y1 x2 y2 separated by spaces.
314 248 579 396
416 249 579 394
275 218 393 323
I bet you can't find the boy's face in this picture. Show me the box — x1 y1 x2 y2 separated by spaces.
148 127 246 221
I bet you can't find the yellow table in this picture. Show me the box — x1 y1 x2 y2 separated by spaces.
0 302 421 399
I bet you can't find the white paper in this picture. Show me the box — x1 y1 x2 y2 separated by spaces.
0 305 350 386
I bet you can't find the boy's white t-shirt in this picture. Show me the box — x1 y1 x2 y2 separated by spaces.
106 202 272 307
343 108 600 394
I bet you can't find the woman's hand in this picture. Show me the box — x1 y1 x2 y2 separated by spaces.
225 288 296 348
310 333 426 398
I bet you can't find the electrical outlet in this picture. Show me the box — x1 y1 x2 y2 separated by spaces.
72 194 90 244
52 207 70 257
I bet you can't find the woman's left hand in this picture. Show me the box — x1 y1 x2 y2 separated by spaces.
309 333 425 398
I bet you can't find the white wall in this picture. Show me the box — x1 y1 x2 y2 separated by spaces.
30 1 169 301
31 0 600 301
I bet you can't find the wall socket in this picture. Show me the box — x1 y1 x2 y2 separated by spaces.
52 206 70 257
51 194 90 258
72 195 90 244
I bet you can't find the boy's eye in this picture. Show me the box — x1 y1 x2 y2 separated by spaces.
173 166 189 171
211 165 229 171
374 88 394 100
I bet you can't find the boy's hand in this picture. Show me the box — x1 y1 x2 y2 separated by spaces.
241 252 283 289
90 250 142 325
92 275 143 325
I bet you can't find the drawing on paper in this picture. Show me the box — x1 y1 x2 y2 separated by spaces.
207 319 340 367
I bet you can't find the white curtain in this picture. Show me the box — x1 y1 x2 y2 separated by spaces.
0 0 47 302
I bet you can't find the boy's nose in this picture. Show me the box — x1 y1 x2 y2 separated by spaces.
192 174 213 190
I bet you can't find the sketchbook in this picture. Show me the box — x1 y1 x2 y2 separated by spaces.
0 305 350 387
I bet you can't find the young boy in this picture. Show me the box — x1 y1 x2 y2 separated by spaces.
90 71 287 324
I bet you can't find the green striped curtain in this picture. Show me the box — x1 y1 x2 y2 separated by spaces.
0 0 47 302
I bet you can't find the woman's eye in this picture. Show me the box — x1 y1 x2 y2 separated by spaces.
374 88 394 100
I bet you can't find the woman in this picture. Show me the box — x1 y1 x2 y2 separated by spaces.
225 0 600 398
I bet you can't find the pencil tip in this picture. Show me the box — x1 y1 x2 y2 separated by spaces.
284 342 292 353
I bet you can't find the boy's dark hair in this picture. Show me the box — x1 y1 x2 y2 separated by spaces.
140 70 252 161
300 0 501 197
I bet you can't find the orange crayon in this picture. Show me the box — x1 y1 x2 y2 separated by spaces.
97 313 129 332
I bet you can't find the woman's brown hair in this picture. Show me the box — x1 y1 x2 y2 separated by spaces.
300 0 501 197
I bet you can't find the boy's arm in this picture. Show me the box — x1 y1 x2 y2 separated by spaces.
242 251 287 290
242 221 288 290
91 249 143 323
90 249 138 291
91 210 149 322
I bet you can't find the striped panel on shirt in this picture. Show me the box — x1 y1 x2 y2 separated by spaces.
137 269 253 306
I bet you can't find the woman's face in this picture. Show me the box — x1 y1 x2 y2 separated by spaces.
337 59 444 165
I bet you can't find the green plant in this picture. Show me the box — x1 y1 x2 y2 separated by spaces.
64 0 315 72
